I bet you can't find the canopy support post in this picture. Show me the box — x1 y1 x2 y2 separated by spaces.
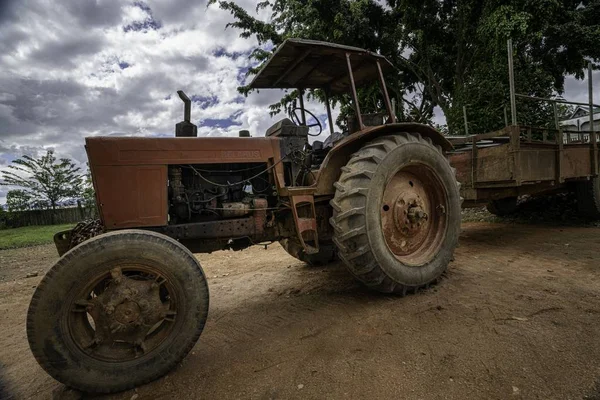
376 61 395 123
324 89 335 135
346 53 364 131
298 89 306 125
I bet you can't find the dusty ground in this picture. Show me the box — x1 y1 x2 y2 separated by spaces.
1 221 600 399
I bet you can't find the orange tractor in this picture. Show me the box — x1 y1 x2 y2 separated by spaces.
27 39 461 392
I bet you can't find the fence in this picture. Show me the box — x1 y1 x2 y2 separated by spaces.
3 206 97 228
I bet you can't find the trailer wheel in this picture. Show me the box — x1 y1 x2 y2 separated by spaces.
330 133 461 294
279 238 337 266
575 177 600 218
27 230 209 393
486 197 518 216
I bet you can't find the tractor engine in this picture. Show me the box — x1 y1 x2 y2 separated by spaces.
167 163 272 224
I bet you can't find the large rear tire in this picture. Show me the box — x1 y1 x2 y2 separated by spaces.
330 133 461 294
576 177 600 218
27 230 209 393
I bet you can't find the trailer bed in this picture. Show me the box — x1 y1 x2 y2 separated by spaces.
448 126 599 206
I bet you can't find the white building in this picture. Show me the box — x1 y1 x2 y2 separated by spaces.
559 106 600 143
560 106 600 131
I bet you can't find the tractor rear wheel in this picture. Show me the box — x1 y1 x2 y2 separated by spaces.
486 197 518 216
279 238 337 266
330 133 461 294
575 177 600 218
27 230 209 393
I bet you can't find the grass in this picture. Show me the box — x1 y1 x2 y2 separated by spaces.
0 224 74 250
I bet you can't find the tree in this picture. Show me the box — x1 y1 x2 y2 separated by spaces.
209 0 600 134
208 0 422 128
401 0 600 134
5 190 32 212
1 151 83 223
80 165 98 218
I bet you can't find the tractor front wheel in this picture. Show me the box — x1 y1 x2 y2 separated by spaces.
27 230 209 393
330 133 461 294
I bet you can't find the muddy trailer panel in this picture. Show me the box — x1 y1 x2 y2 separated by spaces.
449 125 600 207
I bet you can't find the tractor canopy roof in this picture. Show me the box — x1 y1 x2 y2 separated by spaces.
248 38 394 94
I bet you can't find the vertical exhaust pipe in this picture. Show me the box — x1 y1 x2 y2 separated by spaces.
175 90 197 137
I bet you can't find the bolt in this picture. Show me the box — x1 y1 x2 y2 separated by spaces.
105 305 114 315
110 268 123 284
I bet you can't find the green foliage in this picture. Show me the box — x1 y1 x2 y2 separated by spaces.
1 151 83 219
209 0 600 135
0 206 6 229
81 165 97 213
6 190 32 212
0 224 73 250
386 0 600 134
209 0 418 127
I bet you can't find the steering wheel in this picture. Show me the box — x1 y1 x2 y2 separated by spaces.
289 107 323 137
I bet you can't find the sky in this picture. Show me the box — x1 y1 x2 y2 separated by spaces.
0 0 598 205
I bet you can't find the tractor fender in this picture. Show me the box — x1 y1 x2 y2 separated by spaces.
314 123 452 196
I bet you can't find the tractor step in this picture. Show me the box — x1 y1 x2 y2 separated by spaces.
288 190 319 255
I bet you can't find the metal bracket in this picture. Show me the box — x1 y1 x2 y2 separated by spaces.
289 192 319 255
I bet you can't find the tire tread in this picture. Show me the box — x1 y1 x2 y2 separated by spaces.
329 132 459 294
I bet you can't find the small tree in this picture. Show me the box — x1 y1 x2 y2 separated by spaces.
0 205 7 228
79 165 97 219
6 189 32 212
1 151 83 224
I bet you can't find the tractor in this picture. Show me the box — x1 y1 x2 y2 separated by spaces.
27 39 461 393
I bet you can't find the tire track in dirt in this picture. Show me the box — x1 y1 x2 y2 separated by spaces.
202 286 376 351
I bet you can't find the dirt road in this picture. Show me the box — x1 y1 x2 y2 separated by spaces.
1 222 600 399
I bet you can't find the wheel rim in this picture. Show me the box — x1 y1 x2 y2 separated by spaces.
66 265 178 362
380 163 448 266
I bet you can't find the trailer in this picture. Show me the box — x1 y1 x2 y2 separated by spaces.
448 40 600 217
448 126 600 216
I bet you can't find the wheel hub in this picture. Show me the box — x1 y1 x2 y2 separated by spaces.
392 195 429 238
380 166 448 265
72 267 176 359
113 301 142 325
